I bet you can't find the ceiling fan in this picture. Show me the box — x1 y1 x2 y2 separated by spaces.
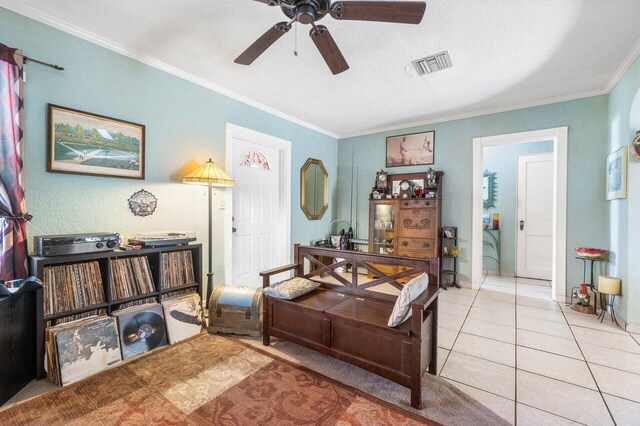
236 1 427 75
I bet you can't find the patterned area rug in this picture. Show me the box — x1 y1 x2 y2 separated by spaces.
0 333 437 425
240 337 509 426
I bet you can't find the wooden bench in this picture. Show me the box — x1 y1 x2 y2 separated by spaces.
260 244 440 409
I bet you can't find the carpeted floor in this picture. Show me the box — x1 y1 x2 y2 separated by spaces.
0 333 439 425
239 336 508 426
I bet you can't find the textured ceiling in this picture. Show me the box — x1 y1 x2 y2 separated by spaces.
3 0 640 137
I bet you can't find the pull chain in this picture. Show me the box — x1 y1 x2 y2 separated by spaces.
294 23 298 57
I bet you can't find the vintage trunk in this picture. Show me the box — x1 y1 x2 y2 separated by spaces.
208 285 263 337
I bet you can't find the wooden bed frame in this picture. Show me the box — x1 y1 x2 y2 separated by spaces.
260 244 440 409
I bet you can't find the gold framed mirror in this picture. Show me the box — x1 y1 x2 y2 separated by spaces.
300 158 328 220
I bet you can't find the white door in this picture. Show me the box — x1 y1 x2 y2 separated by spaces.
228 127 289 287
517 153 553 280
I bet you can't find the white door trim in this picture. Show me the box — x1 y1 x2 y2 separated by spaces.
224 123 292 285
472 127 568 302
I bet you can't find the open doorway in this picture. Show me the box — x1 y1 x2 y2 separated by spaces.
472 128 568 302
482 142 554 282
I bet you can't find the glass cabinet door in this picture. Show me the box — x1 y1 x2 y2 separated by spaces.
371 202 396 255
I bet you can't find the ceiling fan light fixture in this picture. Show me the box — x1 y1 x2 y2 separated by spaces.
297 4 317 24
243 0 428 74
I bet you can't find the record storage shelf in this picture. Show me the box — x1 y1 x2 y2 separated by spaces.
29 243 202 380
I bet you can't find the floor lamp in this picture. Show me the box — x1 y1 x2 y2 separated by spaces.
183 159 235 309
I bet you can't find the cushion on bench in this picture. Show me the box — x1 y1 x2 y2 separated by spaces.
263 277 319 300
387 273 429 327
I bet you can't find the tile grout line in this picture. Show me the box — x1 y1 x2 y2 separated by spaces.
600 391 640 406
559 302 617 425
445 347 514 369
516 326 575 341
582 358 640 376
478 275 517 424
443 377 514 402
516 401 588 426
438 275 486 378
515 343 583 361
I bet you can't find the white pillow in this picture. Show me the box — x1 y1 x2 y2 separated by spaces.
263 277 320 300
387 273 430 327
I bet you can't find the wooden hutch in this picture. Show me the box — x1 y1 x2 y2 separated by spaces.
368 171 443 275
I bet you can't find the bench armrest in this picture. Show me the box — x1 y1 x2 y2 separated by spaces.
410 286 440 311
259 264 298 278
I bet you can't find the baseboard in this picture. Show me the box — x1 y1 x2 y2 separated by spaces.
456 281 473 289
624 320 638 334
483 270 515 277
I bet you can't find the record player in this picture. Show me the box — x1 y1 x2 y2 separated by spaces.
128 232 196 248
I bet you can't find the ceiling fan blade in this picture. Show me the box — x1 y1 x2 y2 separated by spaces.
330 1 426 24
309 25 349 75
235 22 291 65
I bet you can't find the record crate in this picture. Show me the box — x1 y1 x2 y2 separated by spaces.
29 243 202 380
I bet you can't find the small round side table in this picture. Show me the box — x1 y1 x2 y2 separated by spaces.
569 256 606 315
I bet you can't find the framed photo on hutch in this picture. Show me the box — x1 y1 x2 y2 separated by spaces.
47 104 145 179
386 131 435 167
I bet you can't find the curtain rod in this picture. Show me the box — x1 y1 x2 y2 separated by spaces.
23 56 64 71
0 47 64 71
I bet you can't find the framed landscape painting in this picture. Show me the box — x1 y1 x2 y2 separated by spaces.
386 131 435 167
47 104 145 179
606 146 627 200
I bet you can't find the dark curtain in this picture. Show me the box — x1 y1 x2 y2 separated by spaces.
0 43 29 280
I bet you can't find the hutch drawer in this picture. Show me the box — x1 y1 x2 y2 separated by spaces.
398 237 435 251
399 199 437 209
397 248 434 258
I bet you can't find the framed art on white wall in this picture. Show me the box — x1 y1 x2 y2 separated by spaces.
606 146 627 200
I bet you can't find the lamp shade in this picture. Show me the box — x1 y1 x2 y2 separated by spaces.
598 276 621 295
183 159 235 187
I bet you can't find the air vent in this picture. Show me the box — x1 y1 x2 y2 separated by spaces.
412 51 452 75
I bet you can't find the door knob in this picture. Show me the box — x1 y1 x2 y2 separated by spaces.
232 227 237 233
519 220 525 231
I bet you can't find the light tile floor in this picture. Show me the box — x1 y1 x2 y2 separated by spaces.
438 275 640 425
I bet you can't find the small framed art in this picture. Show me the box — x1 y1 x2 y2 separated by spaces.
606 146 627 200
47 104 145 179
386 131 435 167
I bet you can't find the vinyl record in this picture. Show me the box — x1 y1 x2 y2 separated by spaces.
122 311 166 355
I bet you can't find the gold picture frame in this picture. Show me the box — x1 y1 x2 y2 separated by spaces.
47 104 145 179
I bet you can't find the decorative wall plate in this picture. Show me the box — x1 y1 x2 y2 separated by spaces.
129 189 158 217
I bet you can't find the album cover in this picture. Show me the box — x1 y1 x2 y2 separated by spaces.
162 293 203 344
52 316 122 386
113 303 167 359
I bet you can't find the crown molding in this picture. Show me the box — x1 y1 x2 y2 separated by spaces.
4 0 640 141
606 37 640 93
0 1 340 140
339 87 608 139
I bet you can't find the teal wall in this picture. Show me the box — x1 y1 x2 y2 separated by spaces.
608 55 640 325
338 96 609 292
483 140 554 276
0 8 338 290
4 5 633 309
